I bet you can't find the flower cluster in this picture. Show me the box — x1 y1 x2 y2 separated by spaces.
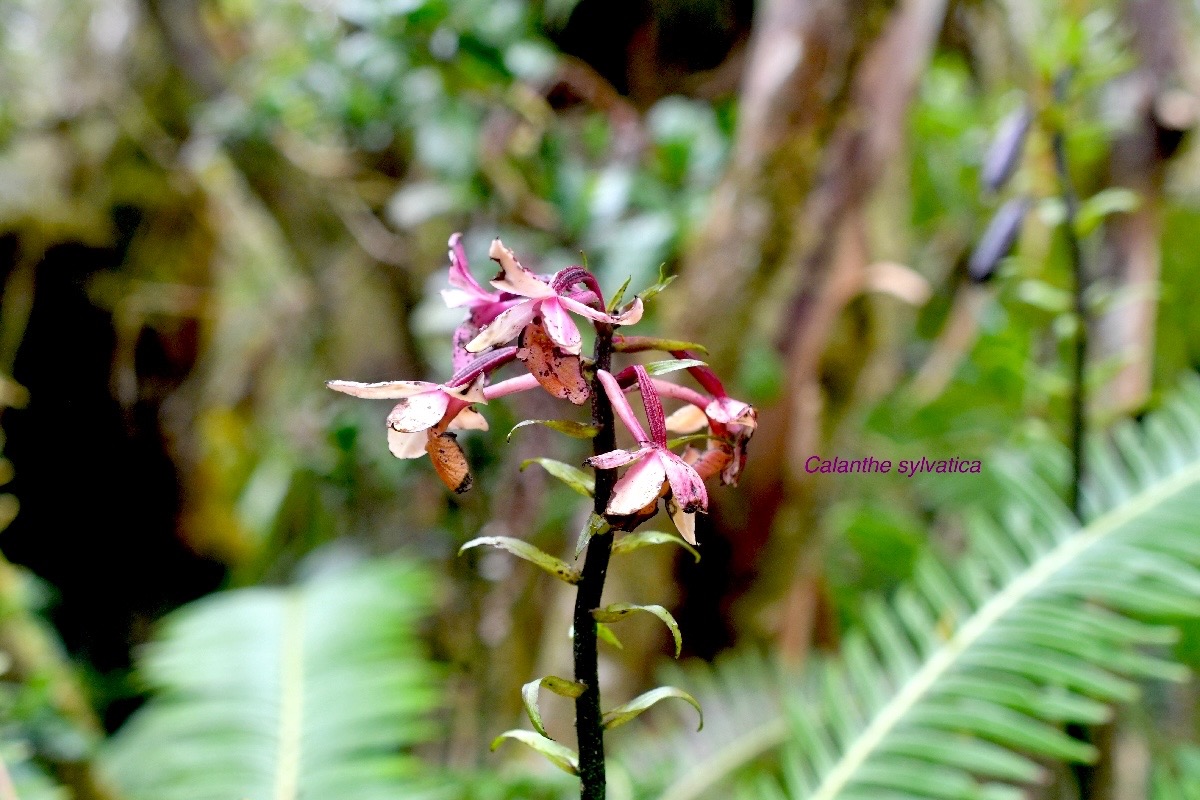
328 234 756 543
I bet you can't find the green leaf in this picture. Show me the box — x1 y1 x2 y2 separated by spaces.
607 275 633 312
636 378 1200 800
521 676 586 738
603 686 702 731
638 263 676 303
575 513 610 559
612 530 700 563
101 560 443 800
507 419 600 442
491 730 580 775
520 458 595 497
612 335 710 355
643 358 707 376
1077 187 1140 237
592 602 683 657
666 433 722 450
460 537 580 584
596 622 624 650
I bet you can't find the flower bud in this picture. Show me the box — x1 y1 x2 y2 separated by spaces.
969 197 1029 283
981 104 1032 194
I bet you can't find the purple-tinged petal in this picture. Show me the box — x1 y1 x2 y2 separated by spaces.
489 239 555 299
387 391 450 433
451 321 482 373
659 450 708 513
606 454 667 516
327 379 438 399
597 369 649 443
540 299 583 354
664 404 708 433
633 365 667 446
706 396 757 428
449 407 489 431
556 295 618 324
466 299 538 352
388 428 429 459
447 345 518 389
484 373 541 400
612 296 644 326
445 374 487 404
669 349 726 397
586 446 650 470
648 378 711 411
667 496 698 546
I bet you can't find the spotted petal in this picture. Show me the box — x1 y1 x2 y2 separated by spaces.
387 391 450 433
489 239 555 299
540 299 583 354
660 450 708 513
466 300 538 352
327 379 437 399
606 453 666 516
558 295 644 328
587 446 650 471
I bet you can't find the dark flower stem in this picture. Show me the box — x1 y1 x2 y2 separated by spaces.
1052 79 1088 518
574 323 617 799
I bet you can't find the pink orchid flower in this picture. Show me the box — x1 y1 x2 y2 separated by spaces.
441 233 518 325
587 366 708 544
658 357 757 486
466 239 644 356
327 376 489 459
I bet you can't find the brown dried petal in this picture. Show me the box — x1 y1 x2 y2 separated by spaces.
426 431 473 494
517 322 590 405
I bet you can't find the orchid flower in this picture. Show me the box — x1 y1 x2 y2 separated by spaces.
327 376 489 460
653 361 758 487
466 239 644 355
586 366 708 544
441 233 518 325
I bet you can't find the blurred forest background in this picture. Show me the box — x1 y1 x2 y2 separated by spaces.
6 0 1200 798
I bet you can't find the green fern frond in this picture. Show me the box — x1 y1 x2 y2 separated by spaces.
634 377 1200 800
101 558 444 800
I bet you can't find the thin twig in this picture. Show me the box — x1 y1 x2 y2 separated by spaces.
1052 74 1088 518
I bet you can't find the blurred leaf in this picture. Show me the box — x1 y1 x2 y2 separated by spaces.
491 730 579 775
1077 187 1140 237
507 419 600 442
520 458 595 497
520 676 586 739
592 603 682 657
602 687 702 732
575 513 609 559
102 560 444 800
612 530 700 563
460 536 580 584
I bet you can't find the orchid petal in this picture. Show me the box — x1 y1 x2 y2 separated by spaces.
484 373 541 400
449 407 489 431
612 296 644 326
596 370 649 443
664 404 709 433
387 391 450 433
606 454 667 516
540 299 583 354
327 379 437 399
442 288 482 309
466 300 538 352
660 450 708 513
489 239 555 299
388 428 430 459
633 365 667 446
706 396 758 428
445 374 487 404
518 322 589 404
556 295 617 324
586 446 650 471
667 496 698 546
